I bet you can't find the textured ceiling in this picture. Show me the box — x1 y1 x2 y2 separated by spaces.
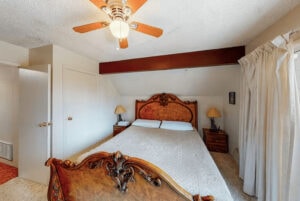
0 0 299 62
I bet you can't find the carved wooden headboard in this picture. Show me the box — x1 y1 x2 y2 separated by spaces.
135 93 198 130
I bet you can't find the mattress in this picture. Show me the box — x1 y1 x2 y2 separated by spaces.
77 126 233 201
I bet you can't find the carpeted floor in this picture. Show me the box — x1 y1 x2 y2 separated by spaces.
0 177 47 201
210 152 257 201
0 162 18 185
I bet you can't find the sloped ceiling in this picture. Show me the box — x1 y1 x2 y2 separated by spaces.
106 65 240 96
0 0 299 62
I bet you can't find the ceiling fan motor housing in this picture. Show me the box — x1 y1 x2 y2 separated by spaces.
103 0 131 21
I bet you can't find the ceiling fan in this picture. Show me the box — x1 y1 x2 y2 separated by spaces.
73 0 163 49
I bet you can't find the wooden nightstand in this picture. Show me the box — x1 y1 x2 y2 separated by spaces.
202 128 228 153
113 124 131 136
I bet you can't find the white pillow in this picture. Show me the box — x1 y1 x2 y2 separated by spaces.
160 120 194 131
132 119 161 128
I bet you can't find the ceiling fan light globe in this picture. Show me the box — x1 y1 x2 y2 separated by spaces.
109 20 129 39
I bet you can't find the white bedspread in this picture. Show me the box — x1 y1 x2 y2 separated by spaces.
77 126 233 201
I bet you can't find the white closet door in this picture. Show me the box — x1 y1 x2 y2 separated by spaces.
62 68 99 158
19 64 51 184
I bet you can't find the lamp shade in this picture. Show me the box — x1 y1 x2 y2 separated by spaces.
206 107 221 118
109 19 129 39
114 105 126 114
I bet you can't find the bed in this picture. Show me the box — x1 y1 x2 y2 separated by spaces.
46 93 233 201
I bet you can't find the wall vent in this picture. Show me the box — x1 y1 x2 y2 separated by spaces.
0 140 13 161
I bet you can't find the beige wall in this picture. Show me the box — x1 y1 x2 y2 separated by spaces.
246 4 300 53
29 45 53 66
0 41 28 66
222 69 240 162
0 65 19 167
0 41 28 167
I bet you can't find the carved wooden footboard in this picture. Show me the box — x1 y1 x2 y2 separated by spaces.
46 151 214 201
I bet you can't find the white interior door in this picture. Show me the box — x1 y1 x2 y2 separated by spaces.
19 64 51 184
63 68 99 158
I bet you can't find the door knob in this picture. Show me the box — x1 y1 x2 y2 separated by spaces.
38 122 48 127
38 122 52 127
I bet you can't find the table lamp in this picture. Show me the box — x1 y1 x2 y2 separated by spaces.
114 105 126 122
206 107 221 131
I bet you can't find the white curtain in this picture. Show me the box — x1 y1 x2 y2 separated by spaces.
238 33 300 201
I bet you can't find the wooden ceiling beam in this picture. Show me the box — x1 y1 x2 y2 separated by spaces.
99 46 245 74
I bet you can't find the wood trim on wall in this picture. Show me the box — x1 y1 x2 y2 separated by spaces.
99 46 245 74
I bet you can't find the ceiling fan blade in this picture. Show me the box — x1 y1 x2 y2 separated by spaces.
89 0 107 9
73 22 107 33
127 0 147 14
131 22 163 37
119 38 128 49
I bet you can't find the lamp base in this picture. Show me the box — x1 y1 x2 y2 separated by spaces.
210 118 218 132
117 114 123 122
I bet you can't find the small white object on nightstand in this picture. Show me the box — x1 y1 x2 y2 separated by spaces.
117 121 130 126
